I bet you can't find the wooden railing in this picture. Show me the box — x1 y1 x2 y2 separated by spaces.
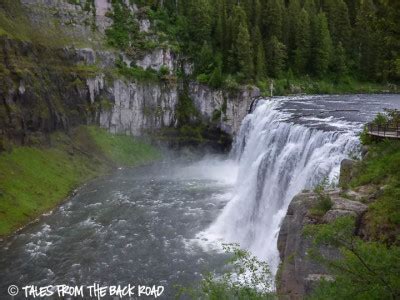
367 122 400 137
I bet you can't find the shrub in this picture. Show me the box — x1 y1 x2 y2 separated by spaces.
196 73 210 84
304 217 400 300
177 244 275 299
309 180 333 218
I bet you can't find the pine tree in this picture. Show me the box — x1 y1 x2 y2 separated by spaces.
208 63 224 88
195 42 214 75
262 0 284 41
286 0 302 64
251 26 264 79
333 42 347 78
379 0 400 81
354 0 379 80
267 35 287 78
303 0 317 16
334 0 351 49
255 43 267 81
187 0 212 45
235 22 254 80
294 9 311 74
312 12 332 77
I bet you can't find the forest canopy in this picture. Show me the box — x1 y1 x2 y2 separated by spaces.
131 0 400 87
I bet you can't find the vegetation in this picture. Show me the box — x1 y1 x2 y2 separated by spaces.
124 0 399 92
0 0 88 47
304 111 400 299
87 126 160 165
350 139 400 244
0 126 160 237
115 58 173 82
304 217 400 300
177 244 275 299
309 180 333 218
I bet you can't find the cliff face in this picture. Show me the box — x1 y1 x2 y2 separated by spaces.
0 36 94 147
276 162 370 299
0 0 259 148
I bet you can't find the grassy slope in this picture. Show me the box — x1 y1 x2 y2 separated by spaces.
350 140 400 244
0 126 160 237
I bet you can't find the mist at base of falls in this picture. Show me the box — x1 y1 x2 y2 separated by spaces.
2 94 400 298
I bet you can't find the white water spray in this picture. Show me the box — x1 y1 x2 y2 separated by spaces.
200 99 360 274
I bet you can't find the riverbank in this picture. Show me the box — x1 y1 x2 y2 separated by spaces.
259 76 398 96
0 126 160 238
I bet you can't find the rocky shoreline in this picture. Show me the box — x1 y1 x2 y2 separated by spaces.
276 153 385 298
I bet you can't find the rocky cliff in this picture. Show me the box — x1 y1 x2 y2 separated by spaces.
0 0 259 149
276 160 372 299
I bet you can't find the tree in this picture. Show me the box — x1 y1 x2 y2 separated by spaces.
267 35 287 78
235 22 254 80
312 12 332 77
262 0 284 41
294 9 311 74
354 0 379 80
252 26 265 80
195 42 214 75
304 217 400 300
286 0 302 64
333 42 347 78
333 0 352 49
376 0 400 81
105 0 143 55
255 43 267 81
187 0 212 45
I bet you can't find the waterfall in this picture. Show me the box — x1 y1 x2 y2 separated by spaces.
201 99 360 274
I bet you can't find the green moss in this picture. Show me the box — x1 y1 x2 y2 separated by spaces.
0 126 160 237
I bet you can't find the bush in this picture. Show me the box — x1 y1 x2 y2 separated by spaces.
304 217 400 300
309 180 333 218
177 244 275 299
196 73 210 84
373 112 388 126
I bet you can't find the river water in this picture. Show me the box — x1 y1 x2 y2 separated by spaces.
1 94 400 299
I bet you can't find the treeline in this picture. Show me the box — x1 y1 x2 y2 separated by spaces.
138 0 399 87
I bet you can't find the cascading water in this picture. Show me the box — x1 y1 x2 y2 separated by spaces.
201 98 360 274
1 93 399 298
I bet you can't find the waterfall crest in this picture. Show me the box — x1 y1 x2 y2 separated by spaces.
202 99 360 274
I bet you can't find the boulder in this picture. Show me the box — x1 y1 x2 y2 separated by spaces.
277 189 367 299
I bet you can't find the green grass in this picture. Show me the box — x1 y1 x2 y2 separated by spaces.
87 126 161 166
0 0 91 48
350 140 400 244
351 141 400 187
0 126 160 237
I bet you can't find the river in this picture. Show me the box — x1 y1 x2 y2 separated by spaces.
1 94 400 299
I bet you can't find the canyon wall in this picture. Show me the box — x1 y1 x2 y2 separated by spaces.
0 0 259 148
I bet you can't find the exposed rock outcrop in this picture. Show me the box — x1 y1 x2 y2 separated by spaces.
0 1 259 147
189 83 259 136
99 80 178 136
339 159 356 188
277 187 368 299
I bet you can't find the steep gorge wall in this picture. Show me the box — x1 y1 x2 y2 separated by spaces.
0 0 259 148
